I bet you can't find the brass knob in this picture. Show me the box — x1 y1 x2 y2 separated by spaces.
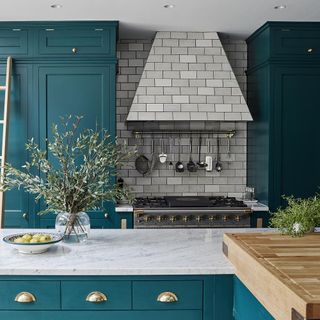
72 48 77 54
86 291 108 303
15 292 36 303
183 216 188 222
307 48 313 53
196 216 201 223
170 216 175 222
22 213 28 220
223 216 227 222
209 216 214 223
235 215 240 222
157 216 162 222
157 291 178 303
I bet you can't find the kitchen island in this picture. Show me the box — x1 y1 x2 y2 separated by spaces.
0 228 269 320
224 232 320 320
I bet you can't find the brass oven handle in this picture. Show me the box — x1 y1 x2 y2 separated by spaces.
86 291 108 303
15 292 36 303
157 291 178 303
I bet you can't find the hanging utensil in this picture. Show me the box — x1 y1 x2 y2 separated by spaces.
159 139 167 164
168 137 174 170
146 137 157 175
197 134 208 168
215 136 223 172
187 137 197 172
135 137 150 175
175 136 184 172
205 138 213 172
227 133 232 158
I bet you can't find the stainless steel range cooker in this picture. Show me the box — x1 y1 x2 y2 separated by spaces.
133 196 252 228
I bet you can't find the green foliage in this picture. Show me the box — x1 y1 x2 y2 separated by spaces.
0 115 135 215
270 195 320 236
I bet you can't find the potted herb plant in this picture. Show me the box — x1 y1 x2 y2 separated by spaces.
270 195 320 237
0 116 135 243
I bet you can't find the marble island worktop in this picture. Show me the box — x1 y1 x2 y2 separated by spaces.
0 228 269 276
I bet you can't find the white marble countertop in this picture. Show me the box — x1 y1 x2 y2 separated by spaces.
115 204 133 212
0 228 270 276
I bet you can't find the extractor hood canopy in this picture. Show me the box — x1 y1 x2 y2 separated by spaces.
127 31 252 122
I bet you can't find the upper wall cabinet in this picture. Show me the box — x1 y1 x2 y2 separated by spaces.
248 22 320 69
0 29 29 56
0 22 118 59
38 26 117 57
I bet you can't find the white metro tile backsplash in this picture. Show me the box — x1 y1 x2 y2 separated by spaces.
116 38 247 197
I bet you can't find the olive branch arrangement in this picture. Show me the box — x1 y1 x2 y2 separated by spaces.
0 115 135 236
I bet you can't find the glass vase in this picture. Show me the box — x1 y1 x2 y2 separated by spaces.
55 212 90 243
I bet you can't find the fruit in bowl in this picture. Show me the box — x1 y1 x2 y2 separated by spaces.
3 232 62 254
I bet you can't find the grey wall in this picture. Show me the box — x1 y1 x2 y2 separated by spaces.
116 37 248 198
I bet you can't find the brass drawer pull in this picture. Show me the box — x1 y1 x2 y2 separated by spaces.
157 291 178 303
86 291 108 303
15 292 36 303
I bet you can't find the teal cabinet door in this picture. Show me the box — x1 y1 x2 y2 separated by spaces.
0 310 202 320
273 66 320 209
0 64 30 228
36 64 116 228
233 277 274 320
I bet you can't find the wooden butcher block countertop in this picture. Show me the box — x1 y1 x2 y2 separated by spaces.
223 232 320 320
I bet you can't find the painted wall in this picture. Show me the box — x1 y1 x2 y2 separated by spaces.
116 37 248 197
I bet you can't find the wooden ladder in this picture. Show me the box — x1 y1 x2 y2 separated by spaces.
0 56 12 229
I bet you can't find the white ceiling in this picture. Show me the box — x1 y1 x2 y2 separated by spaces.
1 0 320 39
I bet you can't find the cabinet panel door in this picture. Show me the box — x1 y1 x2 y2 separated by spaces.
0 29 29 56
0 64 30 227
36 64 116 228
0 310 202 320
273 66 320 208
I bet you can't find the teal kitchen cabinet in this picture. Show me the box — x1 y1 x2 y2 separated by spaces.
247 22 320 212
0 275 233 320
0 22 118 228
233 277 274 320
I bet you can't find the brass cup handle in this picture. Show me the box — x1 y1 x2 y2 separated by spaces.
86 291 108 303
157 291 178 303
15 292 36 303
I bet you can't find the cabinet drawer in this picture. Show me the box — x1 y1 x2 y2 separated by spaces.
38 27 116 56
0 281 60 310
133 280 203 310
272 28 320 56
61 281 131 310
0 29 28 56
0 310 202 320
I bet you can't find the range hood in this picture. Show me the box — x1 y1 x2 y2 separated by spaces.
127 31 252 122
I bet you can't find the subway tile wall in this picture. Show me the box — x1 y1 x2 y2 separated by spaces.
116 37 247 198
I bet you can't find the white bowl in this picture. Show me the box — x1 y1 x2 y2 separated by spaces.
3 232 63 254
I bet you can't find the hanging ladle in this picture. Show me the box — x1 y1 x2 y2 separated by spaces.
175 136 184 172
197 134 208 168
187 137 197 172
215 136 223 172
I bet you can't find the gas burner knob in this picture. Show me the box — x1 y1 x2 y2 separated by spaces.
235 215 240 222
196 216 202 223
170 216 176 223
145 215 154 222
222 216 228 222
156 216 162 222
209 216 215 223
182 216 188 222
